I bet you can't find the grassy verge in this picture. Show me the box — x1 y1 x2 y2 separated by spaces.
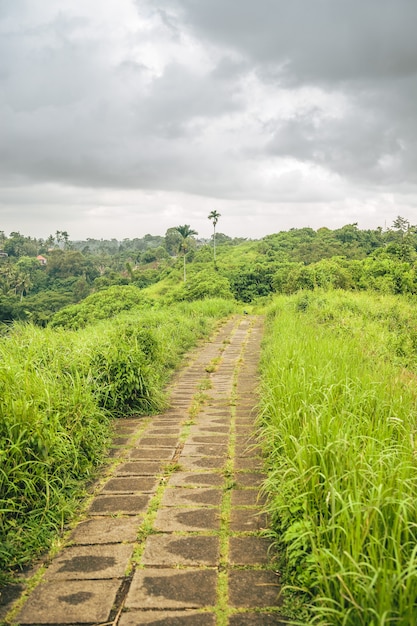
259 291 417 625
0 297 236 580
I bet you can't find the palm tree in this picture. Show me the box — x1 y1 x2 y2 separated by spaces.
208 210 221 263
175 225 198 282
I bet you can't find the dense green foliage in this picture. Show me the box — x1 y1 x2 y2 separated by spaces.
0 296 236 578
2 217 417 325
259 291 417 624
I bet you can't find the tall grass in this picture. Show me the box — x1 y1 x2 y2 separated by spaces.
0 297 236 578
259 292 417 625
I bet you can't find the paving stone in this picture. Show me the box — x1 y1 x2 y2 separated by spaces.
168 472 224 488
0 583 24 620
129 447 175 460
89 494 151 515
161 488 222 507
180 456 226 471
234 472 265 488
236 445 263 458
125 569 217 609
140 437 179 447
234 457 264 471
228 613 290 625
188 435 228 445
188 425 229 434
154 507 220 531
228 570 282 608
230 508 268 532
146 428 182 436
142 535 219 566
231 490 266 507
102 476 159 493
16 579 121 624
115 461 163 475
69 516 141 544
119 610 217 625
229 537 272 565
181 444 228 457
43 543 134 579
112 436 132 445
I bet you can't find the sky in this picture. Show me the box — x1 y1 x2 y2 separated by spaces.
1 0 417 241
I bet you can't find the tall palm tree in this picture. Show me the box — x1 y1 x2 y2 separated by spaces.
175 224 198 282
208 210 221 263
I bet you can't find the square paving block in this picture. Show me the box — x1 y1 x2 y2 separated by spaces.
161 488 222 507
234 473 265 489
140 437 179 447
180 456 226 471
168 472 224 488
16 579 121 624
154 507 220 532
231 490 266 507
69 516 141 545
44 543 134 580
187 435 228 445
102 476 158 493
119 610 217 625
125 569 217 609
142 535 219 566
129 448 174 460
188 425 229 435
145 428 182 436
230 508 268 532
234 457 264 471
181 444 228 457
115 461 163 475
229 537 272 565
236 445 263 458
228 570 282 608
89 494 151 515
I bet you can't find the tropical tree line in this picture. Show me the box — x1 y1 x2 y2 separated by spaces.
1 216 417 324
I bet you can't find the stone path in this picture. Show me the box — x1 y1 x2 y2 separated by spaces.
5 316 289 625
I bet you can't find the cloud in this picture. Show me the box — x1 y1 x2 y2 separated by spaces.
0 0 416 239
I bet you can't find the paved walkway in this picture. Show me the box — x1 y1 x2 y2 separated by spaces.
6 316 288 625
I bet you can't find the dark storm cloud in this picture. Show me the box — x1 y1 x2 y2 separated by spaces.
0 0 417 238
159 0 417 83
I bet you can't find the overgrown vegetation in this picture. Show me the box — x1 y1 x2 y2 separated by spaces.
259 291 417 624
0 295 236 579
2 217 417 324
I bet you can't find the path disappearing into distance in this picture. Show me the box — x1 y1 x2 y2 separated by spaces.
5 316 290 625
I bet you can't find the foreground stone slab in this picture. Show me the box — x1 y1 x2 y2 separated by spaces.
231 490 266 507
119 610 217 625
69 516 141 545
89 494 151 515
180 456 225 471
181 444 228 457
228 570 282 608
142 535 219 566
168 472 224 488
102 476 159 493
230 508 268 532
161 487 222 507
44 543 134 580
125 568 217 609
154 507 220 532
129 448 175 460
16 579 121 624
229 537 272 565
115 461 163 475
234 472 265 488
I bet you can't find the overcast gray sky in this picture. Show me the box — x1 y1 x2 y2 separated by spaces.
1 0 416 240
